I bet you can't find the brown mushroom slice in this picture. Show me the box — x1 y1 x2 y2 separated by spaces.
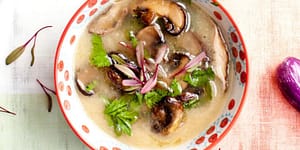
134 7 159 25
106 67 125 90
136 24 165 51
88 1 130 35
189 20 229 91
181 86 204 101
151 97 184 135
137 0 190 35
179 91 200 102
208 26 229 91
167 52 191 78
75 79 95 96
176 32 203 56
75 66 100 96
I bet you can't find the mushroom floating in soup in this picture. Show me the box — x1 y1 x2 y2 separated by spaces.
75 0 231 148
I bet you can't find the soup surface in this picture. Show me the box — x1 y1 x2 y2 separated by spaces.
75 0 232 148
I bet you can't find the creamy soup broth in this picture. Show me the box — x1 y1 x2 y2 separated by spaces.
75 0 232 149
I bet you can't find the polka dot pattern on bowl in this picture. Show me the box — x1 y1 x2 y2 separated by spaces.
54 0 248 149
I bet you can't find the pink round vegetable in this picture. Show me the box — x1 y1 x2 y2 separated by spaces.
276 57 300 111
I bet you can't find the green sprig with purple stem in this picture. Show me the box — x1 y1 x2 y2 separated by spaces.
5 25 53 66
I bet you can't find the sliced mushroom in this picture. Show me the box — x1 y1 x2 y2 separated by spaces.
195 23 229 91
134 7 158 25
75 66 100 96
75 79 95 96
135 0 190 35
151 97 184 135
176 32 203 55
106 67 126 90
178 91 200 102
88 1 130 35
106 53 142 92
182 86 204 98
167 52 191 77
136 24 165 51
211 26 228 91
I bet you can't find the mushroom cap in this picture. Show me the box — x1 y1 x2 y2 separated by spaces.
136 0 190 35
151 97 184 135
88 0 130 35
136 24 165 51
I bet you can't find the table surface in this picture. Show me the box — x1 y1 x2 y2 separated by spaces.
0 0 299 150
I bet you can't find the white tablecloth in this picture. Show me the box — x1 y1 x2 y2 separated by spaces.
0 0 88 149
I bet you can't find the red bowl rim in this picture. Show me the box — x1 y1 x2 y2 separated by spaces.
54 0 249 149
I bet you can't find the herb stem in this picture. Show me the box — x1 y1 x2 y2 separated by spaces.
24 26 53 46
5 25 53 66
0 106 16 115
36 79 56 112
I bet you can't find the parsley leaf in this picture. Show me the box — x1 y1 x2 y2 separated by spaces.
170 79 182 97
143 79 183 108
183 99 200 109
85 81 96 92
183 67 215 101
183 67 215 87
89 34 111 67
104 95 139 136
144 89 169 108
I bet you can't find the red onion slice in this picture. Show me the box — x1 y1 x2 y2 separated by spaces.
171 51 206 77
141 65 159 94
136 42 145 67
122 79 142 87
277 57 300 111
155 44 168 64
119 41 134 50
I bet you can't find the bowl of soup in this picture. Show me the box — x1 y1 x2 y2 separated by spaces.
54 0 248 149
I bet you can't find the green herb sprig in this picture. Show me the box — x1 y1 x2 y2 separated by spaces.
90 34 111 67
182 67 215 109
144 79 182 108
104 96 139 136
5 26 53 66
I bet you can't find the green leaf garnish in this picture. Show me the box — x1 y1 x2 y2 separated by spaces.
183 98 200 109
183 67 215 100
110 53 126 65
144 89 169 108
170 79 182 97
5 26 52 66
5 45 26 65
183 67 215 87
85 81 97 92
104 96 139 136
90 34 111 67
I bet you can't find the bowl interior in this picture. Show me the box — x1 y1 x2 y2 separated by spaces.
54 0 248 149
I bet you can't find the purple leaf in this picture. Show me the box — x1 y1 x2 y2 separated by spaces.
171 51 206 77
136 42 145 67
155 44 168 64
114 64 138 79
141 65 159 94
122 79 142 87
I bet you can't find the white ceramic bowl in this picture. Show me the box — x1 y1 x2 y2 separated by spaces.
54 0 248 149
